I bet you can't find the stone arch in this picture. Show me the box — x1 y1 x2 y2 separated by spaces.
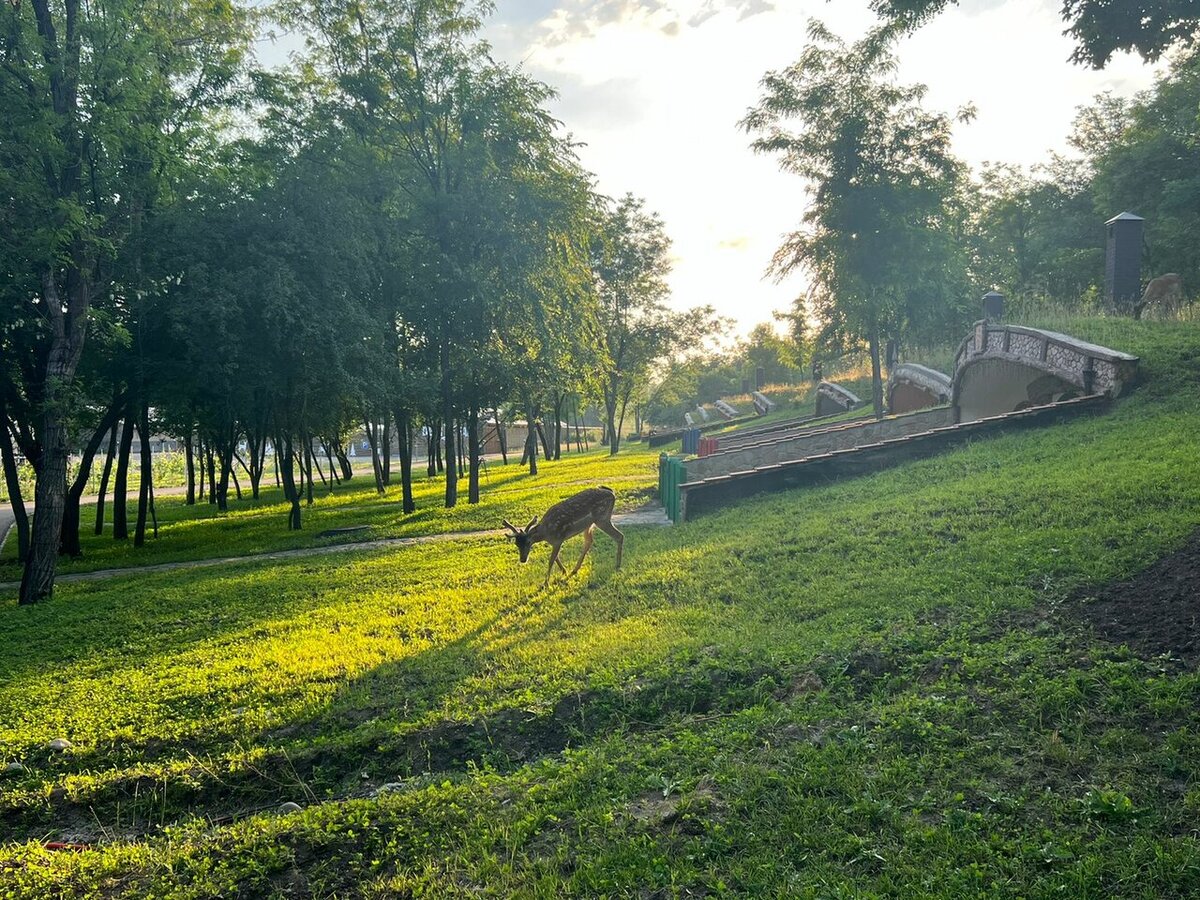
887 364 952 414
951 322 1139 423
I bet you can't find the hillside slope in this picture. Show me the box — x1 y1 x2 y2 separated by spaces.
3 319 1200 898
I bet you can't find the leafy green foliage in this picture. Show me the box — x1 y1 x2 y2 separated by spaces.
743 22 971 416
870 0 1199 68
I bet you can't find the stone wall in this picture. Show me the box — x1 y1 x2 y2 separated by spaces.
685 406 955 481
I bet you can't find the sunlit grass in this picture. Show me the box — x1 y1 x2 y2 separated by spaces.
2 319 1199 897
0 447 659 581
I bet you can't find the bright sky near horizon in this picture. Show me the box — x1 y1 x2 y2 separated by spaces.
480 0 1159 336
262 1 1160 337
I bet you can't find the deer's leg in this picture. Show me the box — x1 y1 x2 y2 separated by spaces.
544 542 564 587
568 526 595 577
597 519 624 570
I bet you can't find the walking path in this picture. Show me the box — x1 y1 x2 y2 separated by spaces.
0 506 670 593
0 506 13 560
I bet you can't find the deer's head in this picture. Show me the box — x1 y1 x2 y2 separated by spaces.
502 517 540 562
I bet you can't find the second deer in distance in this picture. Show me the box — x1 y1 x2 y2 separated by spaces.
503 486 624 588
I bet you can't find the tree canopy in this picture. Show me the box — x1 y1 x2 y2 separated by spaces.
742 22 970 417
871 0 1199 67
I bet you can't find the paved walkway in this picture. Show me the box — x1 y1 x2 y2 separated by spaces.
0 506 670 593
0 506 13 559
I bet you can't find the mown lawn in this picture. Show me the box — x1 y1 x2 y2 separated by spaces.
0 448 660 582
2 318 1200 898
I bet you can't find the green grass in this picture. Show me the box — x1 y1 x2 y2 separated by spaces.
0 449 659 582
3 318 1200 897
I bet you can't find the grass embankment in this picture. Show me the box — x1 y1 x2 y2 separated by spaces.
3 318 1200 897
0 449 659 582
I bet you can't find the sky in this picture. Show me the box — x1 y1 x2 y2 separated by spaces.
477 0 1160 336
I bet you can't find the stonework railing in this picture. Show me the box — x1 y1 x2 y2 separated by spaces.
952 322 1139 401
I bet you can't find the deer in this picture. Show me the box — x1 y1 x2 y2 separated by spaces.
1135 273 1185 320
503 486 624 588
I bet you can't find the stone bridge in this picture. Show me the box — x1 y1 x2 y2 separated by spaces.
952 322 1139 421
888 364 952 414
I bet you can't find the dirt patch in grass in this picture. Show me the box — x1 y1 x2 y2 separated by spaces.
1077 530 1200 663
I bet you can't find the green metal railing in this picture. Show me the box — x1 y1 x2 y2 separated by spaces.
658 453 687 522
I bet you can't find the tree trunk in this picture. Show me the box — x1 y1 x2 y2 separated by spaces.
215 431 232 512
323 439 338 490
525 421 539 476
61 399 124 557
426 422 437 477
363 413 385 494
381 410 392 486
207 444 217 505
868 330 885 420
184 428 195 505
95 424 118 534
336 442 353 480
134 402 152 548
468 407 481 504
605 395 620 456
442 339 457 508
19 402 71 604
303 437 314 506
0 402 30 562
310 441 329 490
279 433 301 530
395 406 416 514
552 393 563 460
493 408 508 465
112 411 136 540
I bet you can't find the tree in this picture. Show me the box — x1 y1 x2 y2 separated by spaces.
1088 49 1200 292
288 0 592 506
590 194 718 454
742 22 969 418
871 0 1199 67
0 0 251 604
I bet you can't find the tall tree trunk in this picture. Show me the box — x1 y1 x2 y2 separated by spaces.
493 408 508 465
112 411 136 541
16 12 94 603
336 442 352 481
0 402 30 563
61 399 124 557
426 421 438 477
442 340 457 508
134 402 152 548
95 424 118 534
395 406 416 514
868 330 884 420
310 441 329 489
525 419 539 476
279 433 301 530
468 407 481 504
322 439 338 489
381 410 392 486
363 413 385 494
605 383 620 456
207 444 217 505
303 436 315 506
184 428 195 505
215 430 232 512
552 393 563 460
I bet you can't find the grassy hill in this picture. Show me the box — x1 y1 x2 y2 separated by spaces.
3 318 1200 898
